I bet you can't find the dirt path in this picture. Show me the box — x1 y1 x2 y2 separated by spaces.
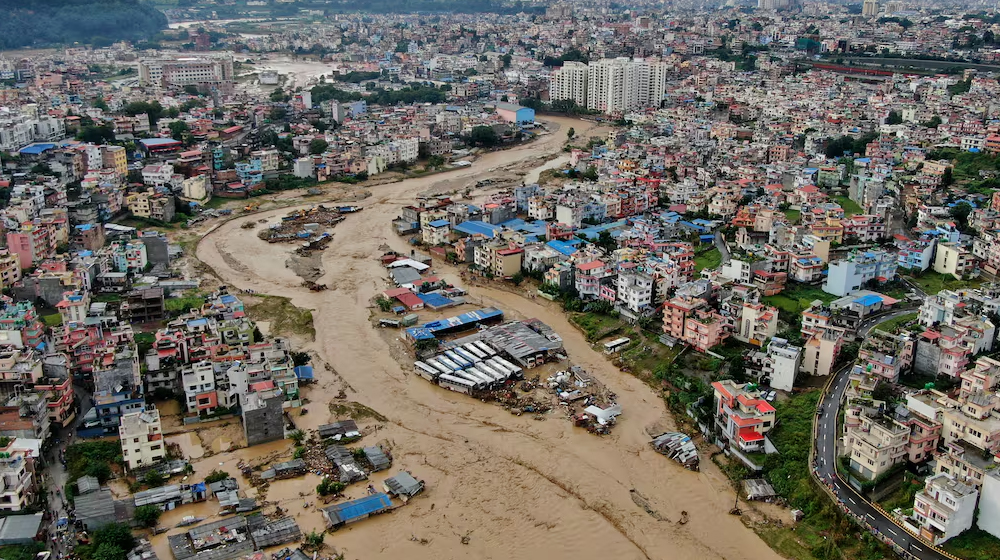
193 116 781 560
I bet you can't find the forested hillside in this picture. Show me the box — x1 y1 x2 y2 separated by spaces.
0 0 167 49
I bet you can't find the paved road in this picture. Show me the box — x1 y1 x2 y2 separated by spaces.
815 308 951 560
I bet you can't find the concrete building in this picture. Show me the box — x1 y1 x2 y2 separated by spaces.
549 61 589 107
976 470 1000 540
911 473 977 545
844 412 909 481
735 302 779 346
119 406 165 471
710 380 776 456
823 249 897 296
242 388 285 447
762 337 802 392
0 439 35 513
934 243 977 280
138 55 234 92
615 270 654 314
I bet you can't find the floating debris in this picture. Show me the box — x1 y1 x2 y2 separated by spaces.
650 432 700 471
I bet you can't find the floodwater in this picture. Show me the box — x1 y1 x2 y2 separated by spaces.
192 116 782 560
524 154 570 185
166 432 205 460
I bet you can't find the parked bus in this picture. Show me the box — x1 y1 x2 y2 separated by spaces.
414 362 440 381
485 358 514 377
438 357 463 371
454 348 481 364
604 337 631 354
438 374 477 394
445 351 472 368
427 358 454 374
474 341 497 356
478 361 508 381
463 343 488 360
465 367 495 385
494 357 523 377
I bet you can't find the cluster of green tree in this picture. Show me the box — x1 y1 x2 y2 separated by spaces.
65 440 121 486
310 83 446 106
542 49 589 67
0 544 45 560
76 523 136 560
0 0 166 49
876 16 914 29
823 131 878 159
948 78 973 95
886 110 903 125
927 147 1000 183
462 125 500 147
334 71 381 83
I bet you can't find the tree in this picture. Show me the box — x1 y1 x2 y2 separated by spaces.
289 429 306 445
168 121 190 142
308 139 329 155
93 523 136 555
886 110 903 125
942 167 955 186
205 469 229 484
501 53 512 68
134 504 162 528
142 470 166 488
270 106 288 121
466 125 499 147
77 125 115 144
567 127 575 141
595 230 617 254
951 201 973 231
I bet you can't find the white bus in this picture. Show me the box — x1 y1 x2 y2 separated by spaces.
478 361 508 381
454 348 481 364
452 370 486 387
427 358 453 374
466 367 496 385
485 358 514 376
603 337 631 354
494 357 523 377
445 351 472 368
414 362 440 381
438 374 476 394
438 357 463 371
463 343 488 360
474 341 497 356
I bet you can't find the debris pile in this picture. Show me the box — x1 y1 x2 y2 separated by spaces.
258 205 347 244
651 432 700 471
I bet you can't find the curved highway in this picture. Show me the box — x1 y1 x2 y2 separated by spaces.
814 307 952 560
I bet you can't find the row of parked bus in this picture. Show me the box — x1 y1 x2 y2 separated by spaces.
413 341 523 394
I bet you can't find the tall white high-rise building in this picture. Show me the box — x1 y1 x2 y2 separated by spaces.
586 57 668 114
549 61 589 107
862 0 879 16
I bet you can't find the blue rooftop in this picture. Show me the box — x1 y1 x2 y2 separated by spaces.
454 220 501 238
294 365 314 380
547 240 578 256
328 493 393 523
18 143 56 155
854 294 882 306
428 219 451 228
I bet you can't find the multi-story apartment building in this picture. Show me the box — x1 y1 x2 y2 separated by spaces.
549 61 588 107
910 473 977 545
473 243 523 279
857 329 913 383
842 214 887 242
575 259 612 299
760 337 802 392
181 361 217 415
802 328 845 377
823 249 898 296
615 270 654 314
683 309 728 352
119 406 165 471
934 242 977 280
734 302 779 347
583 58 668 114
138 55 234 92
904 392 945 464
844 411 909 481
0 440 35 513
710 380 776 455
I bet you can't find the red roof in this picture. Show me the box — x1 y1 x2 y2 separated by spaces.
250 381 275 392
739 427 764 442
577 260 606 272
395 292 423 309
223 125 243 134
383 287 412 298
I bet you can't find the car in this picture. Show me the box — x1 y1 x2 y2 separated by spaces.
765 391 777 402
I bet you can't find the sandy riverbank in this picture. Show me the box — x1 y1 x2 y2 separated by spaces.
190 116 782 560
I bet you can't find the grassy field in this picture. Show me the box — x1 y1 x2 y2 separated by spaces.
874 312 919 333
694 247 722 272
570 312 624 342
763 284 836 315
783 208 801 224
905 272 984 295
833 195 863 217
246 295 316 341
943 528 1000 560
41 313 62 327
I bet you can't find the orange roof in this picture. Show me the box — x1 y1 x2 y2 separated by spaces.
577 260 606 271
